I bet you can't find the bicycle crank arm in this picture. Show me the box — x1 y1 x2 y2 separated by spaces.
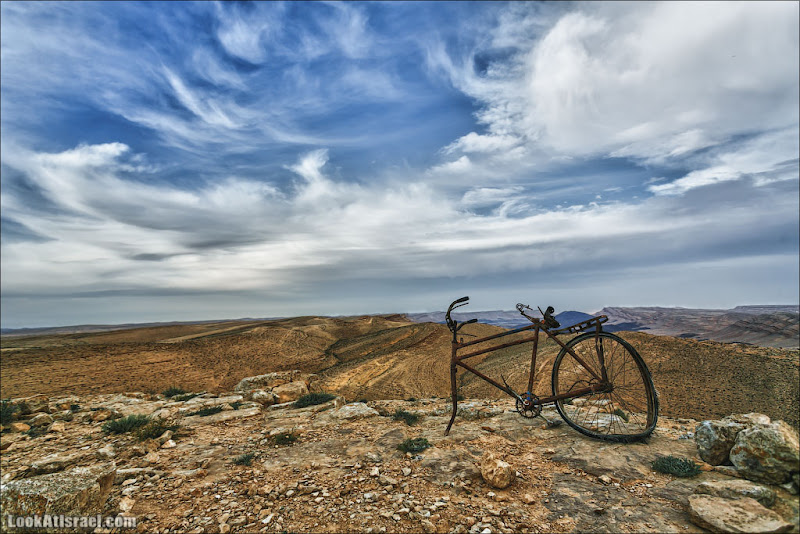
501 374 525 405
537 413 563 428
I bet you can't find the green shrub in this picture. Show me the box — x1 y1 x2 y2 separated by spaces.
293 393 336 408
172 393 199 402
230 401 244 410
69 404 81 412
407 397 417 402
135 418 180 441
613 408 629 422
397 437 431 453
270 432 298 446
186 405 224 417
1 399 18 425
24 426 47 438
651 455 701 478
162 386 187 398
233 453 255 466
392 409 420 426
102 414 150 434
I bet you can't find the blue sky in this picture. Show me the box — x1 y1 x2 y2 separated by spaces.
1 1 798 328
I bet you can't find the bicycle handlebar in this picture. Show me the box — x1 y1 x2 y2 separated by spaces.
446 296 477 334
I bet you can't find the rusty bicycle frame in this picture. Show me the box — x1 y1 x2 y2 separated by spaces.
444 296 611 435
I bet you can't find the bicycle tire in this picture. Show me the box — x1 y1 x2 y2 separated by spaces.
551 332 658 442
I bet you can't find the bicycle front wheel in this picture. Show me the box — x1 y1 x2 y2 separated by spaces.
552 332 658 442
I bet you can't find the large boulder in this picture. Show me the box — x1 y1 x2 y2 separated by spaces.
729 421 800 485
234 371 311 393
695 414 771 466
694 479 776 507
272 381 309 404
29 452 89 476
11 395 50 415
28 413 54 428
332 403 379 420
0 462 116 516
420 448 481 486
688 495 793 534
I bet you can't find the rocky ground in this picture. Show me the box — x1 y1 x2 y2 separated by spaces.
2 382 798 534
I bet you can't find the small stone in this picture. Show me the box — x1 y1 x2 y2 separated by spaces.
119 497 135 513
370 467 380 477
521 494 536 505
10 422 30 433
219 523 230 534
420 519 436 533
480 452 514 489
48 421 66 433
160 439 177 449
402 467 412 476
598 475 612 485
96 444 116 460
158 430 173 445
379 475 398 487
28 413 54 428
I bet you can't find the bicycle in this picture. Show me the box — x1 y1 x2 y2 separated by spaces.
444 296 658 442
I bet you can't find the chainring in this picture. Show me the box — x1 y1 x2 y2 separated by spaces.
515 393 541 419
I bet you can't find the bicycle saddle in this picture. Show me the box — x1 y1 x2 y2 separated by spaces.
540 306 561 329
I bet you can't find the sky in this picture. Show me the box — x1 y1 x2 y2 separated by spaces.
1 1 798 329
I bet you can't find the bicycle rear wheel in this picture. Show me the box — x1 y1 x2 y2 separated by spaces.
551 332 658 442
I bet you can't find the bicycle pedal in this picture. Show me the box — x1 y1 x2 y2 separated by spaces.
539 417 563 429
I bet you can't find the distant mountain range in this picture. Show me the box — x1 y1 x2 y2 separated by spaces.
3 305 798 348
407 305 799 348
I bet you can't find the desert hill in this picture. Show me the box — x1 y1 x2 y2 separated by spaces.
2 315 798 429
597 306 799 348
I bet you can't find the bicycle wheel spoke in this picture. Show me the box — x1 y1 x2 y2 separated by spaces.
552 332 657 441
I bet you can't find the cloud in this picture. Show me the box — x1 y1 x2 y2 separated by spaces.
444 132 520 155
428 156 473 175
214 2 276 64
3 143 796 302
461 187 525 208
433 1 799 177
649 128 799 195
